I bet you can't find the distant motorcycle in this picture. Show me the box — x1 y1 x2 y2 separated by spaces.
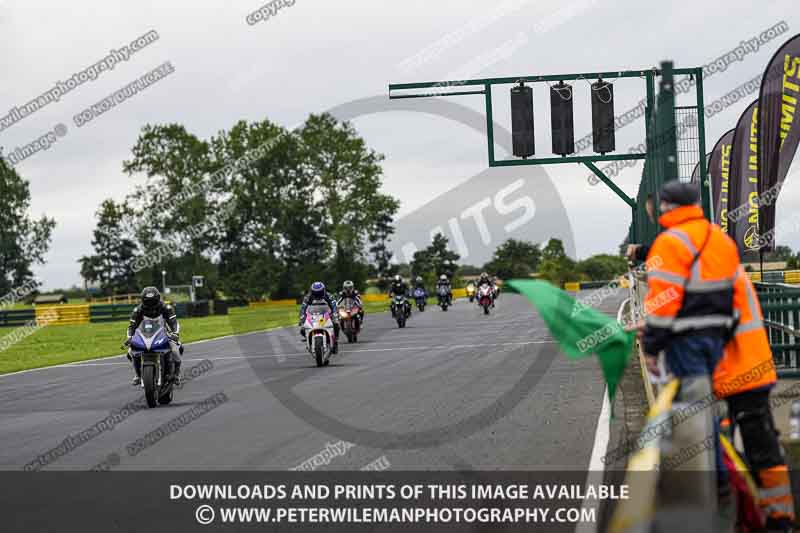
477 285 494 315
302 303 336 366
338 297 362 343
466 282 476 303
437 285 451 311
413 287 427 311
128 316 176 408
391 294 411 328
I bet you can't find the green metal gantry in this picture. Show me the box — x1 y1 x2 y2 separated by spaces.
389 61 709 248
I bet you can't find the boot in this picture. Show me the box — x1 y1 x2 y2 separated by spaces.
131 357 142 386
172 360 182 386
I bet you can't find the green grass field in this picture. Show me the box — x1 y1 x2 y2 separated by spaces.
0 300 393 375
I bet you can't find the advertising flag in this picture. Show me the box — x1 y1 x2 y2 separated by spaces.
708 129 736 229
727 100 761 255
757 33 800 251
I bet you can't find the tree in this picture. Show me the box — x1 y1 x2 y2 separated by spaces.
484 239 541 279
0 159 55 294
118 114 400 300
576 254 628 281
458 264 483 276
411 233 460 286
368 212 397 291
766 245 794 262
296 113 399 291
79 200 139 295
542 238 566 261
537 238 580 286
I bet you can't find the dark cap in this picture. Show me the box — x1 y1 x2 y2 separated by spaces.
660 180 699 206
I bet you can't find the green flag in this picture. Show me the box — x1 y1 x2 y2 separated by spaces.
506 279 634 406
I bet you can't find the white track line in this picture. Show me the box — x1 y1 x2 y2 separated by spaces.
575 386 611 533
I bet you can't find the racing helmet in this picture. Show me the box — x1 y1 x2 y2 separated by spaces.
440 274 448 281
394 275 402 283
141 287 161 312
310 281 326 299
342 280 355 294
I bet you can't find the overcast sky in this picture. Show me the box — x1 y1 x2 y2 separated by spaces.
1 0 798 289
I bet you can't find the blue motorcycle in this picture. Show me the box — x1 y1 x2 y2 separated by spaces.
413 287 427 311
129 316 176 408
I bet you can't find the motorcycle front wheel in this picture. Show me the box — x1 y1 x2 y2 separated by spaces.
314 336 324 367
142 365 157 408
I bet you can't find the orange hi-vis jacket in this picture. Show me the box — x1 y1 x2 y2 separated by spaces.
642 205 740 356
713 266 777 398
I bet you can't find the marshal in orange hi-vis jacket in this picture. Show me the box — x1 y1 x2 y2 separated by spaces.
713 266 777 398
642 204 739 359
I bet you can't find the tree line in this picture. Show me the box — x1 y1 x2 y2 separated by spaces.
13 110 783 301
78 114 399 300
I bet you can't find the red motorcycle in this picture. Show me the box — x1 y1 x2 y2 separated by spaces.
338 297 362 343
477 285 493 315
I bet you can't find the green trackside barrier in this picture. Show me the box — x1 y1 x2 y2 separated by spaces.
755 282 800 376
0 308 36 327
89 303 136 323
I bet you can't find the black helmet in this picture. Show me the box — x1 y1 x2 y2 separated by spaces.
141 287 161 311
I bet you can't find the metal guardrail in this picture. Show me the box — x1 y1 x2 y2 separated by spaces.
613 272 721 531
755 282 800 376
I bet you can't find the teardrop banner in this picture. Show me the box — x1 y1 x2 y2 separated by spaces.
708 128 735 230
757 33 800 252
727 99 761 256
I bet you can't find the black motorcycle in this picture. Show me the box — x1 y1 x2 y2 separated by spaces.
391 294 411 328
437 285 452 311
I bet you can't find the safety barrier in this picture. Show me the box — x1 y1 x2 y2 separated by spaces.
0 308 36 327
361 294 388 303
35 304 90 326
746 269 800 284
248 299 297 308
755 282 800 376
609 381 680 531
563 277 631 292
89 303 136 323
612 272 722 531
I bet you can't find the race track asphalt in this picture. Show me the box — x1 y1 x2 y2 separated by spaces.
0 292 626 472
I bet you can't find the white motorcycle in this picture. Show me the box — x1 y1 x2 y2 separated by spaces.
302 303 336 367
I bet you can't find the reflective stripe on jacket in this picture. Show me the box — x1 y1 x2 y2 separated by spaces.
713 266 777 398
642 204 739 355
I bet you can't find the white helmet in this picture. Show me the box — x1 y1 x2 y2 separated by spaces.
440 274 447 281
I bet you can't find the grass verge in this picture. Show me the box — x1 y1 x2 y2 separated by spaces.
0 300 393 375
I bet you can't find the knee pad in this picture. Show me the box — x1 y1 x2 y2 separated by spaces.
734 404 784 470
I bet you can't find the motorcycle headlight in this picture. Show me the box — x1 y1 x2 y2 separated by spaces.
339 310 348 318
